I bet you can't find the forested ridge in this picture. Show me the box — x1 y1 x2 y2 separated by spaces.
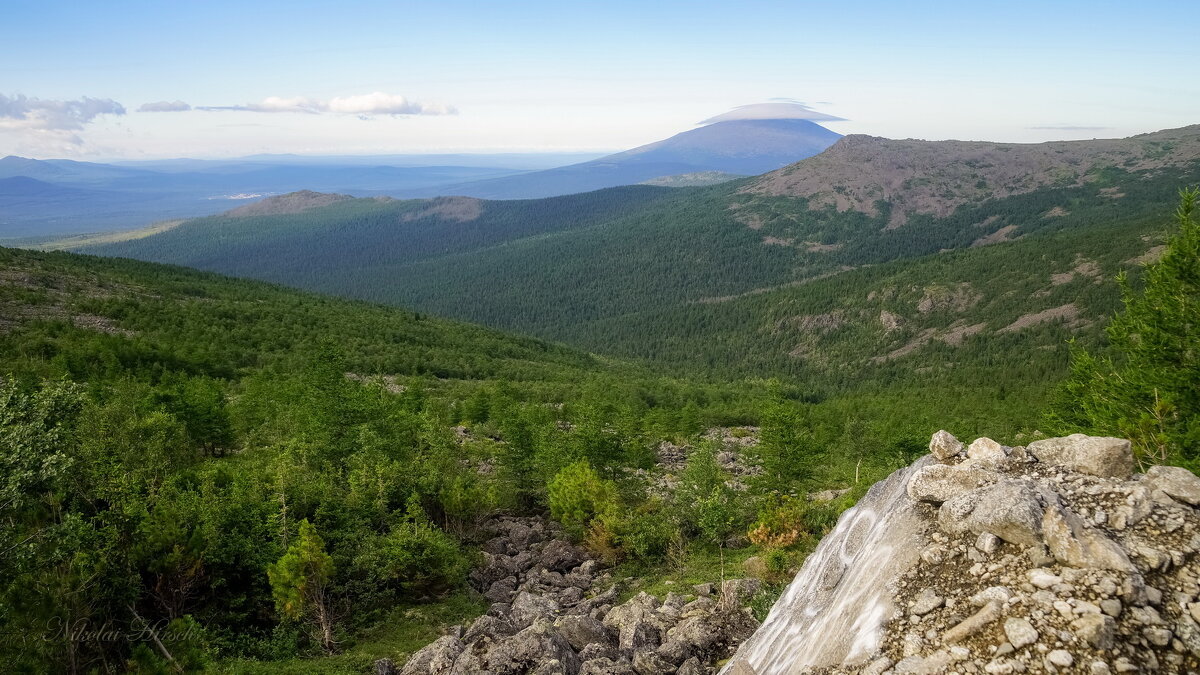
82 149 1199 388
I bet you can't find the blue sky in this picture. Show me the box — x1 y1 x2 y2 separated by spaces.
2 0 1197 158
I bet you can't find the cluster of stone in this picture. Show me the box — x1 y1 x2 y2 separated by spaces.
648 427 765 499
864 432 1200 674
382 517 761 674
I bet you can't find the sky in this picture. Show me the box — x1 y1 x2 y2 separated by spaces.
2 0 1197 160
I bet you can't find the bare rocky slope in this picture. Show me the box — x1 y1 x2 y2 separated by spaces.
377 517 762 675
223 189 357 217
741 125 1200 228
723 432 1200 674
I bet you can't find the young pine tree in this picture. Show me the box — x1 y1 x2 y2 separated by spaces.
758 386 819 486
267 519 337 653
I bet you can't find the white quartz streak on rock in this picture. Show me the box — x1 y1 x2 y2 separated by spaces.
720 457 933 674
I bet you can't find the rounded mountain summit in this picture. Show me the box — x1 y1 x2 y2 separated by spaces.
400 103 844 199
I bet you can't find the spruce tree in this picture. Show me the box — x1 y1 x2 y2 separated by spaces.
1057 188 1199 467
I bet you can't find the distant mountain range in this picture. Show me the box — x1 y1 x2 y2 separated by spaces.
0 112 842 238
0 155 530 237
393 119 842 199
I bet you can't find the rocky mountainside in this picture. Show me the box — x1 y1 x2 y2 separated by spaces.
381 517 763 675
723 432 1200 674
741 125 1200 228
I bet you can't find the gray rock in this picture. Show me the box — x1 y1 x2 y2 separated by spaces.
1004 617 1038 649
1072 613 1116 649
938 479 1044 546
464 614 516 644
719 578 762 605
662 592 687 611
907 463 999 504
863 657 896 675
893 651 954 674
375 657 397 675
483 622 581 675
966 437 1010 467
1045 649 1075 669
984 658 1021 674
400 635 464 675
539 539 588 573
555 614 612 651
579 657 635 675
604 595 663 655
910 587 944 616
1144 626 1173 646
655 638 692 665
486 577 519 603
631 650 675 675
1027 434 1134 478
578 642 619 662
473 552 519 588
529 660 569 675
1043 501 1136 572
511 591 563 629
970 586 1012 607
930 430 965 462
1144 465 1200 505
975 532 1001 554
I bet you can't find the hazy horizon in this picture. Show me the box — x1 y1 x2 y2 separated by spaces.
4 0 1198 160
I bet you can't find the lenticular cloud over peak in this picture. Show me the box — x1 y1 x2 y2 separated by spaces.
698 102 845 125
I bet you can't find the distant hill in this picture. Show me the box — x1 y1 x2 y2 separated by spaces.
397 119 841 199
0 155 154 184
223 190 358 217
0 176 193 238
0 175 96 201
740 125 1200 228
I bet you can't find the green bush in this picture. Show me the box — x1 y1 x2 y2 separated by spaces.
614 500 676 561
675 441 745 547
763 548 792 580
547 460 618 539
365 501 470 597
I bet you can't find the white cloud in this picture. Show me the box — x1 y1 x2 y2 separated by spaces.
138 100 191 112
698 102 845 125
0 93 125 132
246 96 320 113
326 92 455 116
199 92 456 117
